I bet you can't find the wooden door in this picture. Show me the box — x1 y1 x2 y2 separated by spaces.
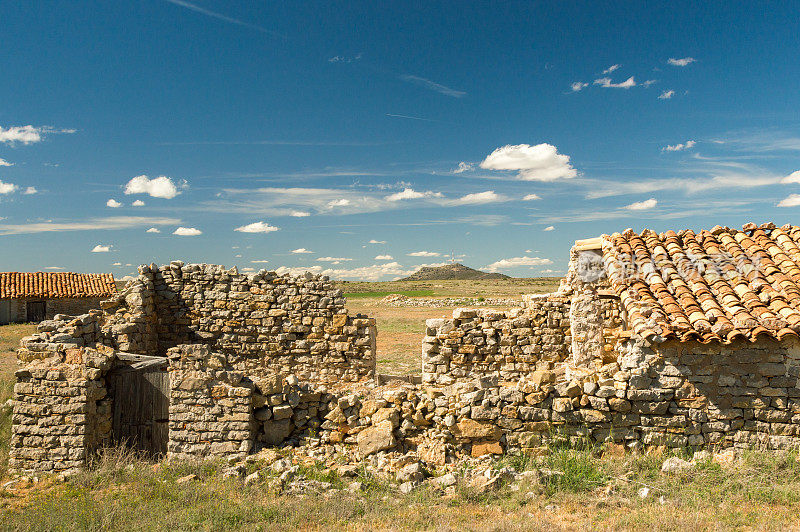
26 301 46 323
108 357 170 457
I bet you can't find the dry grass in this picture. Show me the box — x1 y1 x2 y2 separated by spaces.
338 277 561 299
2 290 800 529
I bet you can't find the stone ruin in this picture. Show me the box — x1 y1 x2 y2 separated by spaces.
12 223 800 474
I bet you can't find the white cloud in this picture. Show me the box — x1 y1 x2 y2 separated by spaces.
625 198 658 210
91 244 112 253
44 266 65 270
132 199 145 207
146 227 161 233
0 125 75 146
642 79 657 87
317 257 353 262
483 256 553 272
408 251 440 257
658 90 675 100
23 187 37 195
602 64 621 74
327 198 350 208
242 267 256 272
594 76 636 89
398 74 466 98
453 162 474 173
234 221 280 233
375 254 393 260
778 194 800 207
106 198 122 208
0 158 13 166
0 180 18 194
523 194 541 201
385 188 442 201
274 265 324 276
782 171 800 184
124 175 183 199
112 262 122 266
447 190 506 205
368 239 386 244
543 226 555 231
668 57 696 66
662 140 696 152
328 53 362 63
570 82 589 92
291 248 313 254
290 211 311 217
173 227 202 236
480 143 577 181
251 260 270 263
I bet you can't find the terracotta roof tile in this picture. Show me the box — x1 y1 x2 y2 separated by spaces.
0 272 117 299
602 223 800 344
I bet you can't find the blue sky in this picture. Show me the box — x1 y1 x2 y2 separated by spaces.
1 1 799 280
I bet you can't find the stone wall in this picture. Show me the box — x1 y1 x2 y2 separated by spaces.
422 300 571 385
422 293 623 385
9 344 114 474
167 345 256 461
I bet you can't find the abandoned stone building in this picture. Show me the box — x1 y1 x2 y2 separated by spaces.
11 222 800 475
0 272 117 325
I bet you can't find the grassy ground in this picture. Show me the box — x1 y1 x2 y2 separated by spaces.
3 443 800 530
338 277 561 299
2 295 800 529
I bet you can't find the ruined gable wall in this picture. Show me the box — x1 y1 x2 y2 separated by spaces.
144 262 376 383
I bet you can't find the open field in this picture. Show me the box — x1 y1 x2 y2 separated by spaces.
338 277 561 299
2 288 800 530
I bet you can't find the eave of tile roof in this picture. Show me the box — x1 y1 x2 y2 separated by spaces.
601 222 800 345
0 272 117 299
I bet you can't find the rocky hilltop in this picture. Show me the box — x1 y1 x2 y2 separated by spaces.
400 262 510 281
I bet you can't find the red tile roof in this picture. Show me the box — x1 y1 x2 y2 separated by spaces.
0 272 117 299
602 222 800 344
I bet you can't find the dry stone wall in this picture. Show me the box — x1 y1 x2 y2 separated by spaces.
10 343 114 474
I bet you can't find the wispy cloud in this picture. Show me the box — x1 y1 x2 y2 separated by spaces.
778 194 800 207
594 76 636 89
385 188 442 201
570 81 589 92
658 90 675 99
399 74 466 98
164 0 284 37
662 140 696 152
668 57 696 66
385 113 436 122
625 198 658 210
523 194 541 201
91 245 112 253
328 53 362 63
408 251 440 257
291 248 313 254
453 162 474 174
543 225 555 232
0 125 75 146
601 64 621 74
483 256 553 272
0 158 13 167
0 216 179 236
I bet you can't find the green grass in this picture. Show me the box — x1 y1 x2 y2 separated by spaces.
337 278 561 299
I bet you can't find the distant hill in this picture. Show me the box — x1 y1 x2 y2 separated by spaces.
399 262 510 281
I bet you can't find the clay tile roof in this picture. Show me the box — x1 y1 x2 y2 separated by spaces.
601 222 800 344
0 272 117 299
